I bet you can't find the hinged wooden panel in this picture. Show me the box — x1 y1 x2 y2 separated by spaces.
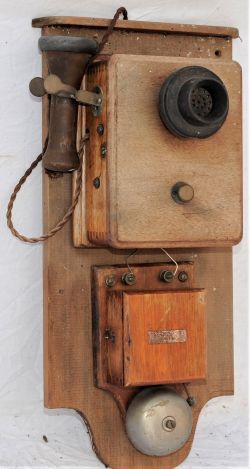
123 289 207 386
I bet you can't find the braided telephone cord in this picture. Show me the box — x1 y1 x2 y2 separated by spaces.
6 135 88 243
6 6 128 243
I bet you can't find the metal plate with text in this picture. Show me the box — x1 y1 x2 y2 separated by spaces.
148 329 187 344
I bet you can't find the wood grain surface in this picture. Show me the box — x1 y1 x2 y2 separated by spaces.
72 84 95 247
123 289 207 386
86 63 109 245
74 55 242 248
85 55 242 248
92 262 195 412
32 16 239 38
41 19 235 469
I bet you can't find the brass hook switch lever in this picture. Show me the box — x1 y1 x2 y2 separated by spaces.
29 74 102 107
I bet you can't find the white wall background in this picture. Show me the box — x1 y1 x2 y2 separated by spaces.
0 0 248 467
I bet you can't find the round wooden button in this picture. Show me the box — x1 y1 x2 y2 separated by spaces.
178 184 194 202
171 182 194 204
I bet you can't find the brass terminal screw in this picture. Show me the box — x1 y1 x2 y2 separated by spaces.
122 272 136 286
105 275 116 288
160 270 174 283
178 271 188 282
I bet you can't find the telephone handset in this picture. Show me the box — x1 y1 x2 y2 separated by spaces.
29 36 99 172
7 7 130 242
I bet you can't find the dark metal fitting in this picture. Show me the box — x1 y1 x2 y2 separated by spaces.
105 275 116 288
187 396 196 407
160 270 174 283
93 177 100 189
104 329 116 343
91 85 103 117
162 416 176 432
122 272 136 286
97 123 104 135
100 143 107 158
178 271 189 282
30 75 102 107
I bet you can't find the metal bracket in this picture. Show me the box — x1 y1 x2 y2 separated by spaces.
29 74 102 107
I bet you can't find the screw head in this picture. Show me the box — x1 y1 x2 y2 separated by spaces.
178 271 189 282
104 328 115 343
187 396 196 407
96 123 104 135
160 270 174 283
100 143 107 158
162 416 176 432
93 177 100 189
92 105 99 116
122 272 136 286
105 275 116 288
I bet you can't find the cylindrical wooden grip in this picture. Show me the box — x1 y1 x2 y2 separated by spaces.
44 96 79 172
39 36 98 172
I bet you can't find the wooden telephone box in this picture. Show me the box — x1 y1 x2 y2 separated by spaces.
85 55 241 248
32 13 242 469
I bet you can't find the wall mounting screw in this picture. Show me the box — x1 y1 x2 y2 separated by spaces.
93 177 100 189
100 143 107 158
122 272 136 286
178 271 189 282
97 123 104 135
105 275 116 288
160 270 174 283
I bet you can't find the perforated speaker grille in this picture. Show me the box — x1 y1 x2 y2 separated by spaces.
191 87 213 117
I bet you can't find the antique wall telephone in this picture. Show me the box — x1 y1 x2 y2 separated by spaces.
7 7 242 468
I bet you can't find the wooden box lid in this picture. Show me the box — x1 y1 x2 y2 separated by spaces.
123 289 207 386
108 55 242 248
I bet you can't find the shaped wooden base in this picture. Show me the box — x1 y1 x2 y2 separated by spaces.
36 16 236 468
42 179 233 467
